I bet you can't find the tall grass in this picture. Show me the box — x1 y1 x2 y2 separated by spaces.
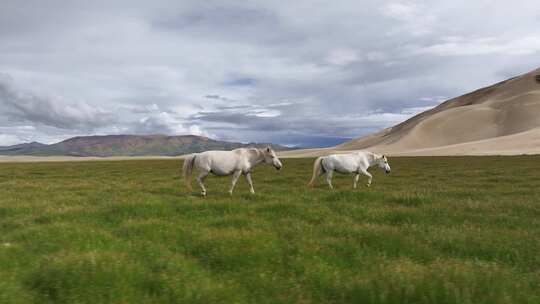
0 156 539 303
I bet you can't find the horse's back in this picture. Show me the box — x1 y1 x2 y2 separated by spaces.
196 149 243 175
325 153 364 173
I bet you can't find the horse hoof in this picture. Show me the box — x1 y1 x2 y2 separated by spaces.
366 184 371 187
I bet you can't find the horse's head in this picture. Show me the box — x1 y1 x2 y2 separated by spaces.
377 155 391 174
262 146 282 170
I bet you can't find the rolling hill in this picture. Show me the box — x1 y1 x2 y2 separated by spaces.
0 142 47 154
0 135 292 157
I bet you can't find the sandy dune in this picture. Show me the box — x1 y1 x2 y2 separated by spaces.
282 67 540 157
383 127 540 156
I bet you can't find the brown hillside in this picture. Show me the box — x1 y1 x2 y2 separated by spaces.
336 67 540 154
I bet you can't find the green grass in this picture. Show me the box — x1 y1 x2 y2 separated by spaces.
1 156 539 303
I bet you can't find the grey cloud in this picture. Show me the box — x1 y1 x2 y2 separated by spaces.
222 77 257 87
204 95 238 103
152 3 304 45
188 103 429 147
156 4 277 31
0 75 115 130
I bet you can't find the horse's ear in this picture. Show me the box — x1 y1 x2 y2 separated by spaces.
266 147 271 153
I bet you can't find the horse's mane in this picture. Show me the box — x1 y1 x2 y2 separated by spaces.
361 150 381 163
246 147 263 160
246 147 262 153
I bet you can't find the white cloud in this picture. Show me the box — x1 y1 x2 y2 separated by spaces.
248 109 281 118
136 111 210 137
0 75 115 130
128 103 160 114
0 134 23 146
415 36 540 56
383 2 419 21
326 48 360 66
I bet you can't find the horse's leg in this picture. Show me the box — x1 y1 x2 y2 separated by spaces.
353 173 360 189
325 170 334 189
229 170 242 195
196 170 209 196
245 172 255 194
361 169 372 187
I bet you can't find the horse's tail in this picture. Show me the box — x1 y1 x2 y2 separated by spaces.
308 156 324 187
182 154 197 191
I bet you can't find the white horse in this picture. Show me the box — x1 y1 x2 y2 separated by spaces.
183 147 283 196
308 151 391 189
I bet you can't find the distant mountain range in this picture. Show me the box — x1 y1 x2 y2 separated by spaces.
0 135 293 157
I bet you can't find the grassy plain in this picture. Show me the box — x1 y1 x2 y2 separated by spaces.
0 156 539 303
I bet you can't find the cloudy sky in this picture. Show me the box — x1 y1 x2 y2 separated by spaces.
1 1 539 147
